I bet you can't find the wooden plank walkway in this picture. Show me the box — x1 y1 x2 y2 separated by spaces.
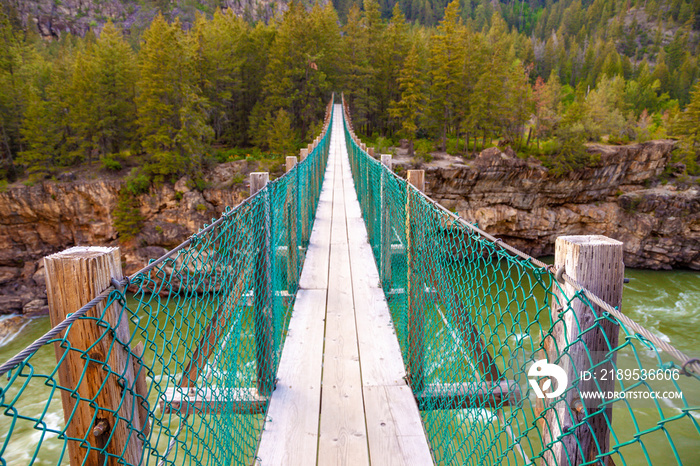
256 104 434 466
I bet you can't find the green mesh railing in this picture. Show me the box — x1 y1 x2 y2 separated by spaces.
341 98 699 466
0 99 334 465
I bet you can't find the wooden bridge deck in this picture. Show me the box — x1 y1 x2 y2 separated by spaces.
256 104 434 465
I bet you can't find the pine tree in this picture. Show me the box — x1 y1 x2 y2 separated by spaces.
341 3 372 133
192 10 248 145
251 1 340 146
428 0 464 150
136 14 212 180
389 40 426 153
267 108 296 156
17 88 60 180
69 22 137 160
382 3 410 135
674 81 700 174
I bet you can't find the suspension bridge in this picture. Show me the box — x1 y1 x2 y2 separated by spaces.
0 95 697 466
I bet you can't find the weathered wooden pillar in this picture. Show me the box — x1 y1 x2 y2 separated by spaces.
380 155 393 291
45 247 144 466
250 172 269 197
285 156 297 173
543 235 624 466
250 172 274 396
298 149 309 245
406 170 426 392
285 157 299 290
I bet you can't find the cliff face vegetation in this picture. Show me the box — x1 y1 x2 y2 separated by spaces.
0 160 264 315
418 139 700 271
0 139 697 316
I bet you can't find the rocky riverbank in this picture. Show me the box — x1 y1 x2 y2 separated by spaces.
1 139 698 316
0 160 262 315
402 139 699 270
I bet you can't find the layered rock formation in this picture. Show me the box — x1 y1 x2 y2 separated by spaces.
1 140 698 316
0 160 258 315
414 140 699 270
8 0 298 39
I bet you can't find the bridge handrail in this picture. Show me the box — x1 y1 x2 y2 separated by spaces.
340 93 699 466
0 96 336 465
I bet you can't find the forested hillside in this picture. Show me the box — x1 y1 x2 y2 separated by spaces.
1 0 699 205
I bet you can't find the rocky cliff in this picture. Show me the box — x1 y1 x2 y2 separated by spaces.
0 160 258 315
1 140 698 316
7 0 292 39
412 140 699 271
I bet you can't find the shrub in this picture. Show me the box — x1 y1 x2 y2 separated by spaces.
113 192 143 241
414 139 434 162
101 155 122 171
231 174 245 185
125 170 150 195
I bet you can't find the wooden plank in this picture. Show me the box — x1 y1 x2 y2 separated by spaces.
160 386 268 415
347 218 405 386
340 121 433 464
317 112 369 465
256 289 327 465
363 386 434 466
317 244 369 465
258 104 433 465
416 380 522 410
297 206 332 291
362 386 405 466
131 342 150 438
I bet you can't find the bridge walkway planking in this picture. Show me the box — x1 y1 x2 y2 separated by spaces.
255 104 434 466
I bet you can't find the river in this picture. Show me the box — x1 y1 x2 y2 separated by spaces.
0 267 697 465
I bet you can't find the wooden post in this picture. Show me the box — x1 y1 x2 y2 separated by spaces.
543 235 624 466
368 147 375 157
406 170 425 392
285 156 297 173
285 157 298 290
407 170 425 191
44 247 144 466
380 155 393 291
300 148 308 162
250 172 269 196
250 172 274 396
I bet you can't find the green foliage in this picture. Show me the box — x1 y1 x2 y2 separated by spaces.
231 173 244 185
136 14 213 181
672 81 700 175
101 154 122 171
188 176 209 192
113 191 143 241
266 109 297 156
125 168 151 195
2 0 700 186
540 127 600 176
250 1 341 146
414 138 434 162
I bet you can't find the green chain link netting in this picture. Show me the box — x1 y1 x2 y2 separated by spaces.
0 100 334 466
341 99 699 466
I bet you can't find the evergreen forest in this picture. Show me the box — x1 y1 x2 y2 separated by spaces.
1 0 700 193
